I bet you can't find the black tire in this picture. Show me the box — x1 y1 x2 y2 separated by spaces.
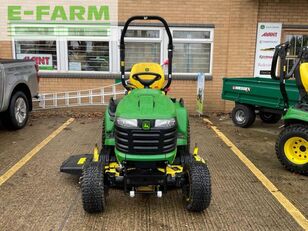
81 162 106 213
231 104 256 128
259 112 281 124
3 91 29 130
275 124 308 175
182 162 211 212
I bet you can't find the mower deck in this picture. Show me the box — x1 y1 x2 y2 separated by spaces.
60 154 92 175
60 153 186 193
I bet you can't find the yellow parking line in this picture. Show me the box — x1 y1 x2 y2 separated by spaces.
206 119 308 230
0 118 75 186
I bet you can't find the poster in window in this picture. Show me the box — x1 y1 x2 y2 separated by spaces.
196 73 205 115
69 62 82 71
254 23 282 78
16 54 53 70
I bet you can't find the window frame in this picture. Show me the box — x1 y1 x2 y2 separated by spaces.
12 37 60 71
65 36 112 73
12 26 214 76
170 27 214 75
284 31 308 74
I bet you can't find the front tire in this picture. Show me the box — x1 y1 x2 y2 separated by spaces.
259 112 281 124
182 162 211 212
231 104 255 128
4 91 29 130
81 162 106 213
275 124 308 175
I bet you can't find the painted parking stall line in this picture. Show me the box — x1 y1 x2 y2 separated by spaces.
205 119 308 230
0 118 75 186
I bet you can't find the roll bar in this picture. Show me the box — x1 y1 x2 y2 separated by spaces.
120 16 173 91
270 42 308 110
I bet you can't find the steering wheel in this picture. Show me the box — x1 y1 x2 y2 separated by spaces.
132 72 162 88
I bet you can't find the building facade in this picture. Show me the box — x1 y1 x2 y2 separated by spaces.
0 0 308 113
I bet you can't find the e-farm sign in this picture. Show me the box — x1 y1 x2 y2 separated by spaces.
8 6 110 21
0 1 118 40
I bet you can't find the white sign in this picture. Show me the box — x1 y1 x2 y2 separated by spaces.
16 53 53 70
196 73 205 115
254 23 282 78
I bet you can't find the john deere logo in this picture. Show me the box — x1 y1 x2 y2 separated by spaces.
142 121 151 130
145 68 150 72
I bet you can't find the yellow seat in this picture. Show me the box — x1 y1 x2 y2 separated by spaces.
300 63 308 93
129 63 165 89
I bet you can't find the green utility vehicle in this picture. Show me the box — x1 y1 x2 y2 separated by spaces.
60 16 211 213
222 77 299 127
271 42 308 175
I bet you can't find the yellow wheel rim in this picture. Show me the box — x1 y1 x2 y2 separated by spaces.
284 136 308 165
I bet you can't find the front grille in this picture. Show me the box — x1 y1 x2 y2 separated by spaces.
115 125 177 154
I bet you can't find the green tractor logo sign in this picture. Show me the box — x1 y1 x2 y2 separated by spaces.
142 121 151 130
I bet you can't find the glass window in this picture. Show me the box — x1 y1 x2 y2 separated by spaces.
14 40 57 70
173 43 211 73
125 30 160 38
286 34 308 73
173 30 212 74
173 31 210 39
126 42 161 68
68 41 109 72
123 29 161 69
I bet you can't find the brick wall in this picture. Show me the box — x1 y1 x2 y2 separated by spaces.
2 1 307 114
258 0 308 24
0 41 12 59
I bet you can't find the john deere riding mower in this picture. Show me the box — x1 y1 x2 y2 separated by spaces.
60 16 211 212
271 42 308 175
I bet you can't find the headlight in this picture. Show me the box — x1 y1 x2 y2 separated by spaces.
155 118 176 128
116 117 138 128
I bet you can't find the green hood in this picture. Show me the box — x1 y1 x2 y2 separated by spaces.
116 89 176 119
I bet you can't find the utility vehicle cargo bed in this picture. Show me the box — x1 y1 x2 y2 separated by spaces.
222 77 299 110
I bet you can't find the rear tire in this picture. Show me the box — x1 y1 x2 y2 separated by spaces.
259 112 281 124
81 162 106 213
231 104 255 128
275 124 308 175
182 162 211 212
3 91 29 130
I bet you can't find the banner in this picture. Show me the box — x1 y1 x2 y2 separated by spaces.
196 73 205 115
0 0 118 40
254 22 282 78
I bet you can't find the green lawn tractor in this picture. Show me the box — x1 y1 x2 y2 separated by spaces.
60 16 211 213
271 42 308 175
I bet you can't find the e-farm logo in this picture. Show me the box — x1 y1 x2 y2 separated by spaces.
4 1 118 39
8 5 110 21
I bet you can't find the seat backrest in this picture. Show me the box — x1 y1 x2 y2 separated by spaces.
300 63 308 92
129 63 165 89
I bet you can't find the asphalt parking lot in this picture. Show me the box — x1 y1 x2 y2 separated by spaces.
0 111 307 231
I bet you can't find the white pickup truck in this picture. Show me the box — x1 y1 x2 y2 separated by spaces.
0 59 39 130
